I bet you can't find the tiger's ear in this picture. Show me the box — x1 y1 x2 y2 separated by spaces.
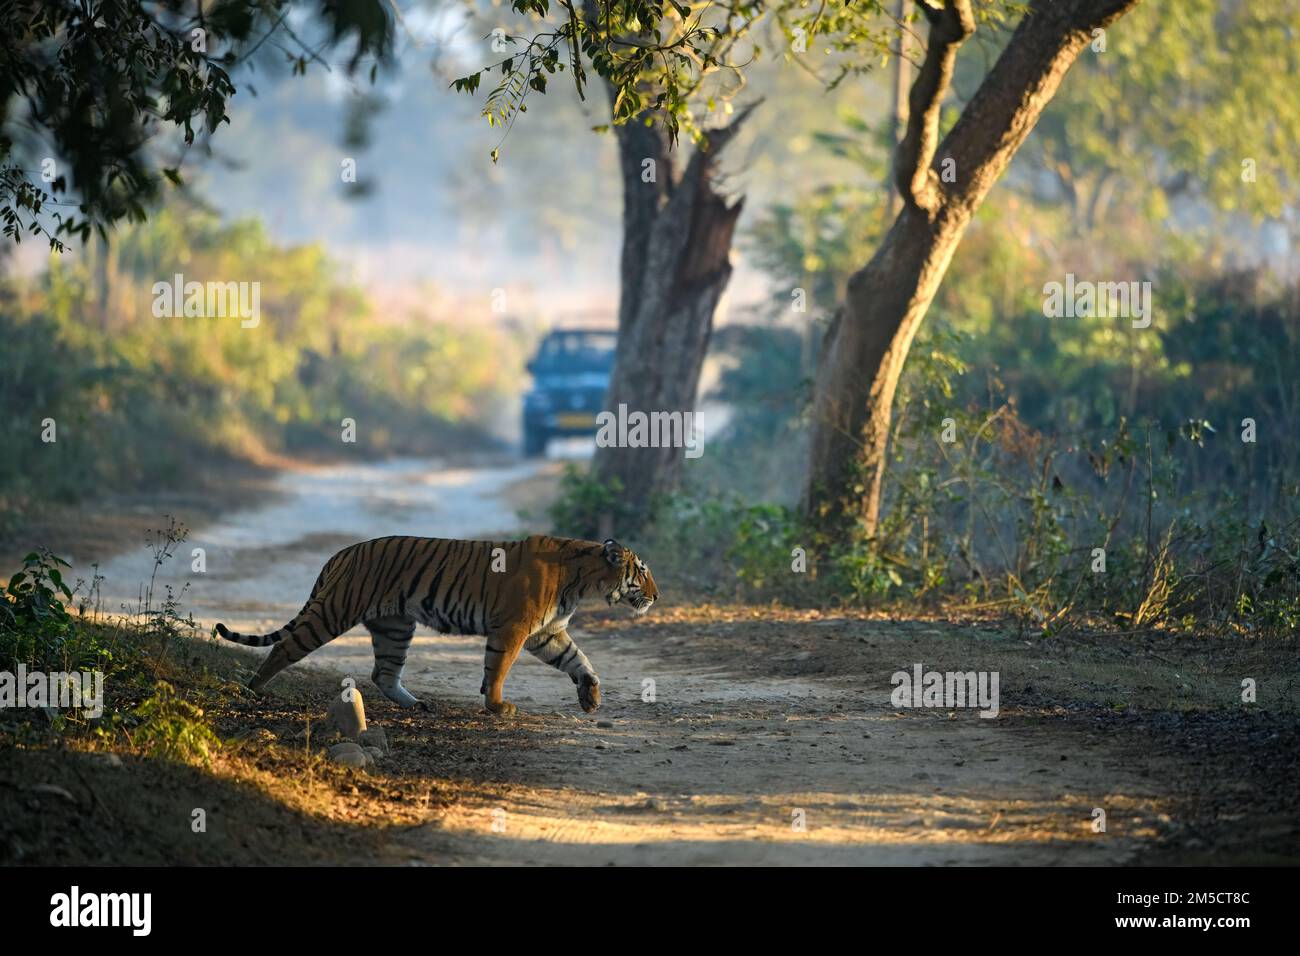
602 538 626 567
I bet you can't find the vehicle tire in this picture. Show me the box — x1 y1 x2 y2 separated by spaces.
523 427 548 458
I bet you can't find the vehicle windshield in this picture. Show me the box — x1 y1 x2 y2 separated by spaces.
533 332 616 374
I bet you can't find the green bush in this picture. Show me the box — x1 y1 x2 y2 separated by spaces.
130 680 221 765
546 465 639 541
0 550 118 674
1 543 226 763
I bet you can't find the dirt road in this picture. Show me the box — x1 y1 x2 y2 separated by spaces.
67 456 1225 864
390 617 1170 865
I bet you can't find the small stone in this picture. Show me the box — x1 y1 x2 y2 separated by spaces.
328 741 372 769
358 726 389 754
327 688 367 740
363 746 384 761
88 753 123 769
595 720 614 729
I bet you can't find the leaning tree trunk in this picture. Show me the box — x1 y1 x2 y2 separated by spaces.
805 0 1140 543
591 102 754 516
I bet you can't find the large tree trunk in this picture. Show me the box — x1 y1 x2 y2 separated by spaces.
805 0 1140 542
591 103 753 515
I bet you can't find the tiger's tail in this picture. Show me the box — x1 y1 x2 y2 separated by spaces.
214 620 289 647
214 559 336 648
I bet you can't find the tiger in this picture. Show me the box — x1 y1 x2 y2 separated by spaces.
214 535 657 716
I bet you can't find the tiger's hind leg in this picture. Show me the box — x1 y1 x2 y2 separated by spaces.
365 615 423 708
248 604 346 694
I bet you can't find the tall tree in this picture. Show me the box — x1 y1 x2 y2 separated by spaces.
456 2 758 516
803 0 1140 542
590 94 754 511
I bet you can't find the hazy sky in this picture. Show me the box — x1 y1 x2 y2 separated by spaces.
190 4 627 320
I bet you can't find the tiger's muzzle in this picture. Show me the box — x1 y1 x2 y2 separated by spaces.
607 587 654 615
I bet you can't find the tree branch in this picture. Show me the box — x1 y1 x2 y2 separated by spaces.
939 0 1141 213
697 98 762 157
893 0 975 213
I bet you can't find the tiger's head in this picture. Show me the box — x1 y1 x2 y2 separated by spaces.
600 538 658 615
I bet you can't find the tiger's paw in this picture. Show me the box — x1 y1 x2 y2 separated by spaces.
376 679 422 709
578 674 601 713
485 699 517 717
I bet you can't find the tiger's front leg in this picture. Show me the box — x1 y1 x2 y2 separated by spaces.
526 628 600 713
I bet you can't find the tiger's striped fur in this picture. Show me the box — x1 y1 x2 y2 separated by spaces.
214 535 656 715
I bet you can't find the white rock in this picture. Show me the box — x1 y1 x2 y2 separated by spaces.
327 689 367 739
